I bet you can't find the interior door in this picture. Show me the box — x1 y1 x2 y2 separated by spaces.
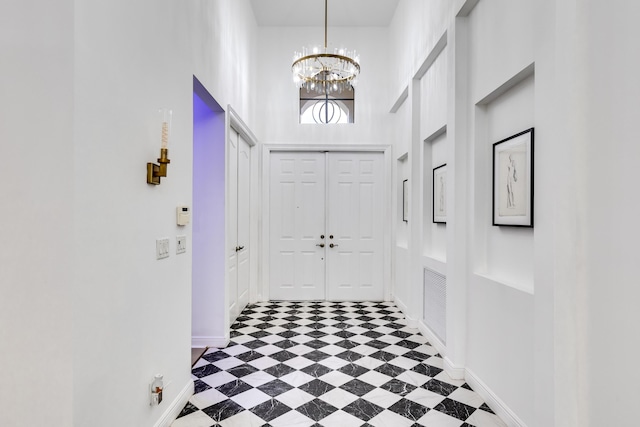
269 152 326 300
236 135 251 312
326 152 384 301
228 128 251 323
228 129 239 321
269 151 385 302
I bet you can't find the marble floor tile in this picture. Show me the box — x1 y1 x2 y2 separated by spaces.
465 407 508 427
171 301 508 427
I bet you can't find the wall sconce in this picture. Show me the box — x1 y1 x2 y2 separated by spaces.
147 108 172 185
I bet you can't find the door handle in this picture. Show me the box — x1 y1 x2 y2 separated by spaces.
235 245 245 252
329 243 338 248
316 243 325 248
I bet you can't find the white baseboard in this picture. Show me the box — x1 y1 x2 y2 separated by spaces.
153 380 194 427
465 368 528 427
405 315 418 328
417 320 446 356
394 295 408 314
390 297 526 426
415 320 464 380
192 335 229 348
393 296 419 328
443 356 465 380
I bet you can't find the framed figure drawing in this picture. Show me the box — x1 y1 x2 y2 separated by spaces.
433 164 447 224
492 128 534 227
402 179 409 222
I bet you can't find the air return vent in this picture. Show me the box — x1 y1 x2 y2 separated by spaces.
423 267 446 344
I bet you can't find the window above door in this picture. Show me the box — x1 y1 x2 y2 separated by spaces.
299 86 355 124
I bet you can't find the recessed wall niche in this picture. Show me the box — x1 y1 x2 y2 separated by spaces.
473 71 535 292
418 40 448 263
420 44 447 142
423 128 447 261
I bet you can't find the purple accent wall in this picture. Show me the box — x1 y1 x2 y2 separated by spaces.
192 82 226 342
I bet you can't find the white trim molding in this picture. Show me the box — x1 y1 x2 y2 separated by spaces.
394 295 418 329
465 369 529 427
418 319 446 354
228 105 258 148
417 320 464 380
443 356 465 380
192 335 229 349
153 380 194 427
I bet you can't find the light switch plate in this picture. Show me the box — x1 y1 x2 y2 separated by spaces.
176 235 186 254
156 238 170 259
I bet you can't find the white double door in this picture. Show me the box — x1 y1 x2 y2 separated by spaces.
228 128 251 322
270 151 385 301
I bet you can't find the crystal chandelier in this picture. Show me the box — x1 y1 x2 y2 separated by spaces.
291 0 360 94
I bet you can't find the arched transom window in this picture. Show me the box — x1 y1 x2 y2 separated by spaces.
299 86 355 124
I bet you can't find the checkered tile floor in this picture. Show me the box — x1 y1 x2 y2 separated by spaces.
172 301 507 427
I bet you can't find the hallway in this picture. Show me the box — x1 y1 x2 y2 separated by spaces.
173 301 505 427
6 1 640 425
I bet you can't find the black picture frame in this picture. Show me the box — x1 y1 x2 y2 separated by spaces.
402 179 408 222
492 128 534 227
433 164 447 224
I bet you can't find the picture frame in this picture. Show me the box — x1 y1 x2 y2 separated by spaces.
433 164 447 224
402 179 409 222
492 128 534 227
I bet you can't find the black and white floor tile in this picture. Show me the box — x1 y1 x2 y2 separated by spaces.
172 301 507 427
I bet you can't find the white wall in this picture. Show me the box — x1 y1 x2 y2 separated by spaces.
255 26 392 145
389 0 459 105
72 1 257 425
390 0 640 426
1 1 258 426
0 1 74 425
465 1 535 423
390 0 537 425
392 97 411 311
581 2 640 425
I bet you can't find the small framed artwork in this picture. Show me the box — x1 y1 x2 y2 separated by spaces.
492 128 534 227
402 179 409 222
433 164 447 224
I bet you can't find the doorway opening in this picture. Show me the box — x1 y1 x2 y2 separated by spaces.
192 76 226 353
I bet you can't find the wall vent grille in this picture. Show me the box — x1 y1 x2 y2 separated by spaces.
423 267 446 344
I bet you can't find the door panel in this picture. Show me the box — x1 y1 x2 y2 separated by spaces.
228 130 239 321
327 152 384 301
270 152 326 300
237 135 251 312
269 151 384 302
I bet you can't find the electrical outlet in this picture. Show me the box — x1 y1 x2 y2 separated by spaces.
156 238 170 259
176 235 186 254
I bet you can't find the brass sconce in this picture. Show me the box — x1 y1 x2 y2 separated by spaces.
147 108 172 185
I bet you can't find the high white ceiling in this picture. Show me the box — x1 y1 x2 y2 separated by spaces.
249 0 400 27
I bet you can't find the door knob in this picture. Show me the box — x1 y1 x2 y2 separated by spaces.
316 243 325 248
320 235 325 239
329 243 338 248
